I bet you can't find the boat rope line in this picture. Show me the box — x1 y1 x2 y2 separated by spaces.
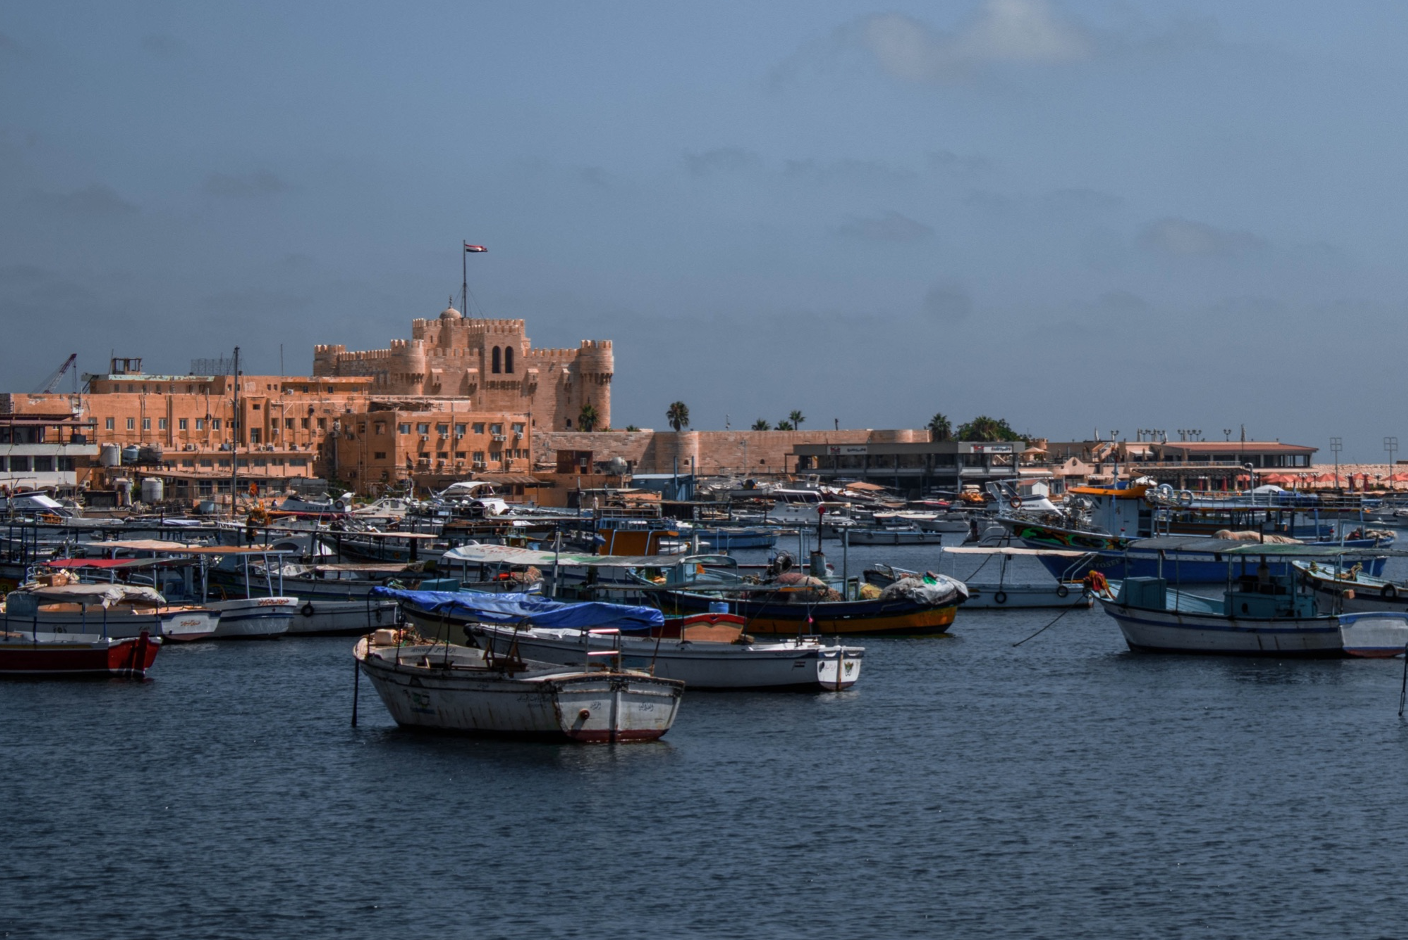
1398 645 1408 717
962 553 993 582
1011 602 1080 648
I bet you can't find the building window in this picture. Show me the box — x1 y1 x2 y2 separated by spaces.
9 456 29 471
181 459 194 468
398 423 410 434
491 347 501 373
32 456 54 472
199 459 213 467
504 347 514 373
512 423 525 435
158 418 167 430
317 418 326 430
473 451 485 463
437 423 449 436
565 418 572 428
212 419 222 430
374 422 386 435
472 422 485 434
490 423 503 435
196 418 206 430
373 451 387 460
142 418 151 431
417 423 429 434
254 458 267 467
126 417 136 430
57 457 75 472
454 451 465 458
289 458 307 467
301 418 310 429
252 403 261 410
285 418 294 430
490 450 503 463
250 429 261 443
178 418 188 430
105 417 114 430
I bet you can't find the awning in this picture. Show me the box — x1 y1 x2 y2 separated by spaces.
471 473 542 486
370 587 663 630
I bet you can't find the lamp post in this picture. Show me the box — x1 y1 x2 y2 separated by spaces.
1385 436 1398 491
1330 437 1342 491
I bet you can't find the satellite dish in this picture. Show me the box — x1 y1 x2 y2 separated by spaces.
606 456 628 475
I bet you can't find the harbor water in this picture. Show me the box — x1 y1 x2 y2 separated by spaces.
5 546 1408 938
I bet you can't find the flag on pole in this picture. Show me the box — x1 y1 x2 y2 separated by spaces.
464 243 487 252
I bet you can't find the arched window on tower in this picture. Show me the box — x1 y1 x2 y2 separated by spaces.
491 347 501 374
504 346 514 374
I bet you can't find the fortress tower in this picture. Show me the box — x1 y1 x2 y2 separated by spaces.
313 303 612 430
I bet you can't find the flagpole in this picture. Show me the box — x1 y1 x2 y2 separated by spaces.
462 243 468 317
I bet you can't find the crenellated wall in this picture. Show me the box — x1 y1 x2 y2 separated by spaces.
314 305 611 430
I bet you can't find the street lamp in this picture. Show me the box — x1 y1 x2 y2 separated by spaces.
1330 437 1342 490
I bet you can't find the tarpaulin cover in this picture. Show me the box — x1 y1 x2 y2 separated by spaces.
370 587 664 630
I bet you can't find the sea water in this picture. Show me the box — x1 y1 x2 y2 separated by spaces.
4 546 1408 938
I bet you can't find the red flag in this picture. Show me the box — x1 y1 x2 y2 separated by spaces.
464 243 487 252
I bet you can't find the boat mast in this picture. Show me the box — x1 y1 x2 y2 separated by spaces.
231 346 240 521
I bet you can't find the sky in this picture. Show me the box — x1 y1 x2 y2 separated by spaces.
2 1 1406 459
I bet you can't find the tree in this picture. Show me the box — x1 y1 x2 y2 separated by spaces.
624 424 640 432
956 415 1024 442
928 413 952 442
776 419 795 431
578 402 599 432
751 419 771 430
666 401 690 432
789 410 805 429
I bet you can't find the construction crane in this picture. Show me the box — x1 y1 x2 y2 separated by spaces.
34 354 77 394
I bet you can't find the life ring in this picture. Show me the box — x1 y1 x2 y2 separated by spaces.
1177 490 1193 507
1055 584 1069 598
1155 483 1174 501
1008 497 1022 510
300 602 315 617
333 500 345 511
993 591 1008 605
1384 584 1397 600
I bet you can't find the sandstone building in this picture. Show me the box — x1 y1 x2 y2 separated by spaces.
312 305 613 432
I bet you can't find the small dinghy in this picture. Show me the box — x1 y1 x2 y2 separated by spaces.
1337 612 1408 658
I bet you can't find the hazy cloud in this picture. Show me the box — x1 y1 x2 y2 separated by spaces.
578 166 611 189
963 189 1013 212
924 282 973 321
1139 216 1267 258
837 210 934 242
140 34 184 59
928 149 993 177
782 158 915 186
203 169 289 198
29 183 139 217
683 148 762 177
855 2 1094 83
1043 187 1122 211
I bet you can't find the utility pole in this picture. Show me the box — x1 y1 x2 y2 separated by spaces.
1330 437 1342 491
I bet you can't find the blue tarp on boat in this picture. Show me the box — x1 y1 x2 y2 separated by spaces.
369 587 665 630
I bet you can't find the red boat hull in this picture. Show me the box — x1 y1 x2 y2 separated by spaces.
0 632 160 678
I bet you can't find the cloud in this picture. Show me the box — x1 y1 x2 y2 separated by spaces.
923 283 973 321
578 166 611 189
683 148 762 177
140 34 184 59
1138 216 1267 259
928 149 993 178
856 2 1093 83
836 211 934 243
1043 187 1122 211
782 158 915 186
203 169 289 198
28 183 139 217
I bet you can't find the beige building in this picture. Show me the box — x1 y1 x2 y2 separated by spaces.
313 304 613 433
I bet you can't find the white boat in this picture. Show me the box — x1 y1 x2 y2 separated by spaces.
0 582 219 641
1337 612 1408 657
1095 570 1343 656
436 481 510 517
288 597 400 635
845 526 948 546
205 597 297 639
354 630 684 741
1293 561 1408 615
465 615 862 691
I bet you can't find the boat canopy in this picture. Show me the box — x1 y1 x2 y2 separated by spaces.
441 543 705 569
370 587 664 630
1121 536 1408 557
944 547 1092 557
21 583 165 607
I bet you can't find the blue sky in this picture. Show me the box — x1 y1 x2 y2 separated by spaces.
2 1 1406 458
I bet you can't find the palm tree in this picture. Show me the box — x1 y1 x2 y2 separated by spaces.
775 419 795 431
751 419 771 431
956 415 1022 442
577 402 599 432
666 401 690 432
789 410 805 429
624 424 640 432
928 412 952 442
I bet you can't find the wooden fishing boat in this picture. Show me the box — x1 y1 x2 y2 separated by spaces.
354 629 683 741
0 629 160 678
1292 561 1408 615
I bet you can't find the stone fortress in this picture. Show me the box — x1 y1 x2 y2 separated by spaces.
313 304 612 432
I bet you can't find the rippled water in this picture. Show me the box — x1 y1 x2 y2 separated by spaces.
5 547 1408 939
